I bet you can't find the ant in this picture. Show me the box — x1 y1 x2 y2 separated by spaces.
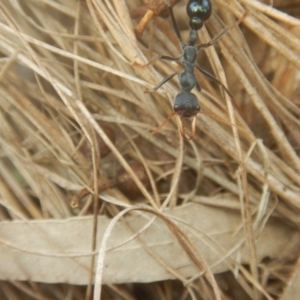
152 0 246 140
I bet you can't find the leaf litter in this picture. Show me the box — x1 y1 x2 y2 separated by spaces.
0 0 300 299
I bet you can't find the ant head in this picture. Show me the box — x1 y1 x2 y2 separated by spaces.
150 91 200 140
174 92 200 140
174 92 200 118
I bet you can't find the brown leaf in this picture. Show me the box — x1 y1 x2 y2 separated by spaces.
0 202 295 284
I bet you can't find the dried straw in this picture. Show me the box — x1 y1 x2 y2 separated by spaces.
0 0 300 299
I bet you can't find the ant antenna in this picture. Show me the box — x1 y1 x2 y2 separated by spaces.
153 0 246 140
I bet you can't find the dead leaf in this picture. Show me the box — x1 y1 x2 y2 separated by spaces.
0 202 296 284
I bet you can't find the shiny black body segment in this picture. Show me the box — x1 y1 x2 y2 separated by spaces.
154 0 235 139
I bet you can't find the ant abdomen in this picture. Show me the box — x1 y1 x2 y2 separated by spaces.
187 0 212 31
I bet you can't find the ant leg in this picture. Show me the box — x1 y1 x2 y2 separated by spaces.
144 54 180 67
196 13 247 50
196 26 230 50
167 6 182 42
150 111 177 136
196 66 232 97
160 55 180 62
154 71 179 90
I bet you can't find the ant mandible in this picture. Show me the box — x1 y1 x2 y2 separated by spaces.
153 0 244 140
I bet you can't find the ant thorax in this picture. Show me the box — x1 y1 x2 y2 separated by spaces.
179 71 196 92
182 45 198 64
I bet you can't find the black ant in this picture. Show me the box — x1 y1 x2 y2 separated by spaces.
153 0 245 140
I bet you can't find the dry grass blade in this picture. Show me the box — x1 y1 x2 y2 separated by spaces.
0 0 299 299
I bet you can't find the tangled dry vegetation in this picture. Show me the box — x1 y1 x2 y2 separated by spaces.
0 0 300 299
